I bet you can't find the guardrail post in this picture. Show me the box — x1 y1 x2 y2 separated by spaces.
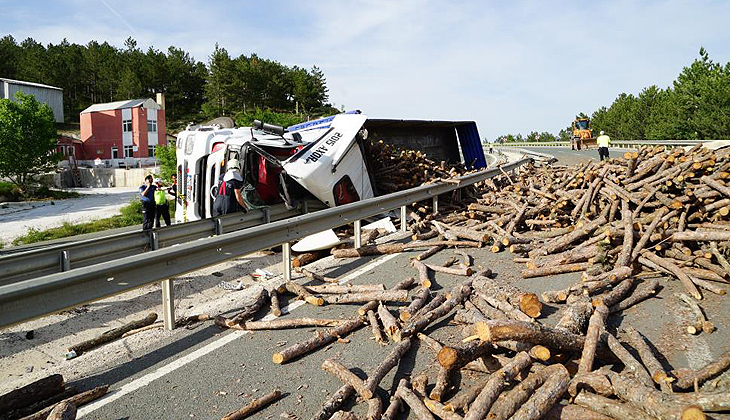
263 207 271 224
400 205 407 233
354 220 362 248
282 242 291 282
301 200 309 215
60 251 70 272
215 219 223 236
152 232 175 331
432 195 439 214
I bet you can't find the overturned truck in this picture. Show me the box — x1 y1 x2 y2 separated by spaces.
174 111 487 223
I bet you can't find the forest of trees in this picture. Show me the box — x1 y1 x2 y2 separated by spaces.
0 35 332 128
497 48 730 142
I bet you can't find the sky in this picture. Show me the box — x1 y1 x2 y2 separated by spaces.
2 0 730 140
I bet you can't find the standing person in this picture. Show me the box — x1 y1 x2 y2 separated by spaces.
154 178 171 227
139 175 157 230
597 130 611 161
212 159 247 216
167 174 178 200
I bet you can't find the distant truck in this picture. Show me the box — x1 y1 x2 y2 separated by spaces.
173 111 486 223
571 117 597 150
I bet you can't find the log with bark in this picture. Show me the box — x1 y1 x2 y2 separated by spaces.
604 332 654 388
305 283 386 294
577 302 609 374
242 318 346 330
462 351 532 420
624 326 674 393
378 302 401 342
509 364 570 420
220 389 282 420
486 364 564 420
675 292 713 334
364 338 413 395
0 374 65 414
358 277 415 317
367 309 387 345
400 288 430 322
412 259 433 289
312 384 354 420
332 241 482 258
323 290 409 305
395 379 436 420
46 402 75 420
400 280 472 340
67 313 158 356
574 391 657 420
674 349 730 390
472 276 542 319
321 359 373 400
281 282 324 306
20 385 109 420
272 319 364 364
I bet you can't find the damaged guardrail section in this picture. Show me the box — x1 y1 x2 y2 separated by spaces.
0 158 531 328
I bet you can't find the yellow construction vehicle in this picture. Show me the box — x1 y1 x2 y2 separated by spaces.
571 117 597 150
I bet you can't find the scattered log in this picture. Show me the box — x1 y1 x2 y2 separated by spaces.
554 296 592 334
455 249 472 266
395 379 436 420
675 292 713 334
521 262 593 279
400 280 472 340
475 320 598 355
412 259 433 289
543 403 614 420
624 326 674 393
269 289 282 317
604 332 654 388
46 402 76 420
477 293 533 323
321 359 373 400
0 374 65 414
364 338 412 395
358 277 415 317
378 302 401 342
305 284 385 294
443 376 490 412
610 278 660 313
323 290 409 304
462 351 532 420
243 318 346 330
472 276 542 318
292 250 327 268
423 261 472 276
577 302 609 374
68 313 158 356
281 282 324 306
433 221 490 242
486 364 563 420
574 391 656 420
272 319 364 364
437 340 492 371
297 267 339 283
417 245 446 261
641 251 702 300
400 288 430 322
606 371 706 420
381 395 402 420
220 389 283 420
20 385 109 420
567 370 613 397
674 349 730 390
332 241 482 258
424 398 463 420
671 231 730 242
509 364 570 420
5 386 79 420
630 207 669 262
329 411 358 420
468 295 508 321
429 366 453 402
312 384 354 420
367 309 387 345
366 397 382 420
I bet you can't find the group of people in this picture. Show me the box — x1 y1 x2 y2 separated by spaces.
139 174 177 230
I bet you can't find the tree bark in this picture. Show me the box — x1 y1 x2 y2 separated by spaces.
671 231 730 242
615 200 634 267
437 341 492 371
433 221 490 242
329 411 358 420
533 208 608 256
68 313 158 356
521 262 593 279
542 403 613 420
272 319 364 364
417 245 445 261
568 371 613 397
364 338 412 395
321 359 373 400
358 277 415 317
243 318 346 330
400 288 430 322
578 303 609 374
554 296 592 334
412 259 433 289
269 289 281 317
469 295 508 321
332 241 482 258
477 293 533 323
463 352 532 420
423 261 472 276
381 395 402 420
323 290 409 304
429 366 453 402
400 281 472 340
378 302 401 342
509 364 570 420
311 384 354 420
606 371 706 420
610 278 660 313
701 175 730 198
443 376 490 412
630 207 668 262
297 267 339 283
486 364 562 420
366 397 382 420
395 379 436 420
292 250 327 268
592 278 634 308
475 320 599 355
424 399 463 420
0 374 65 414
220 389 282 420
675 292 713 334
46 402 76 420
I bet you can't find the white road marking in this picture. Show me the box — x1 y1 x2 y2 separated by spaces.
77 251 401 417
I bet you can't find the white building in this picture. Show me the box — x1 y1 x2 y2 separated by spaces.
0 78 64 122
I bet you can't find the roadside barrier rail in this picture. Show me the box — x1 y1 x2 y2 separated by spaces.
490 139 715 148
0 158 532 329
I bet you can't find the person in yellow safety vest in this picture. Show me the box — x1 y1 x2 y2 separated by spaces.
597 130 610 161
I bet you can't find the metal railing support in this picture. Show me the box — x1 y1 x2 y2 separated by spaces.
432 195 439 214
400 205 407 233
263 207 271 224
282 242 291 282
152 232 175 331
60 251 70 272
354 220 362 248
215 219 223 236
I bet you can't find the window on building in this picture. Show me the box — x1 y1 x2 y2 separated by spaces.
124 145 134 158
67 146 75 157
148 145 157 157
147 119 157 133
122 119 132 132
111 147 119 159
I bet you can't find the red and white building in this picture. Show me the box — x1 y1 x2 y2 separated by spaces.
77 96 166 166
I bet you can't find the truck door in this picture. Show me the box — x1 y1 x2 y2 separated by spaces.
205 147 227 218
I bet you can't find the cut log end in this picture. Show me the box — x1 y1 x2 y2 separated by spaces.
519 294 542 318
272 353 284 364
529 345 551 361
681 406 707 420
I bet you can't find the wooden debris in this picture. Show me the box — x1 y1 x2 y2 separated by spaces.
21 385 109 420
321 359 373 400
0 374 65 414
312 384 354 420
68 313 158 356
221 389 282 420
242 318 346 330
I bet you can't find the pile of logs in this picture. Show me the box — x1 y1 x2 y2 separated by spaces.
364 140 476 195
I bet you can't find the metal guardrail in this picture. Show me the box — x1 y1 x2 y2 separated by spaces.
0 201 327 286
0 158 532 328
490 139 715 148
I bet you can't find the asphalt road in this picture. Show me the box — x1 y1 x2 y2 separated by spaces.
64 232 728 420
516 146 626 166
